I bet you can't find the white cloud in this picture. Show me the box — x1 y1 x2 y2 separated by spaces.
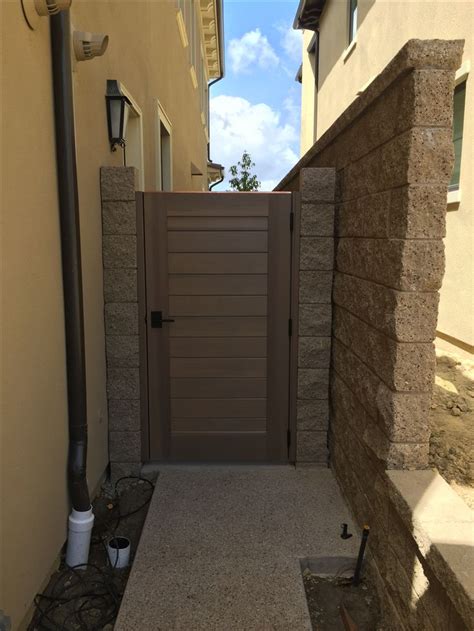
283 94 301 129
278 25 303 61
228 29 279 74
210 95 299 191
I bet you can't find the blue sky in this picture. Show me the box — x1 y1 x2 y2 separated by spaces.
210 0 302 190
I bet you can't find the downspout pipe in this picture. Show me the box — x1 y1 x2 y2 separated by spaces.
50 10 93 566
209 172 224 190
207 0 225 163
207 77 224 190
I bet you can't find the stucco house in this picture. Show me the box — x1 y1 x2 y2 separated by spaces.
0 0 223 627
294 0 473 359
2 0 472 628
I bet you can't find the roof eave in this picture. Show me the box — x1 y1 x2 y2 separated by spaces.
215 0 225 78
200 0 225 80
293 0 327 31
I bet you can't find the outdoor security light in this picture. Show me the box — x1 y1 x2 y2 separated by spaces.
105 80 131 152
22 0 71 29
73 31 109 61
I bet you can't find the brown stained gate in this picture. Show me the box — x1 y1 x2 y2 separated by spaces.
141 192 296 462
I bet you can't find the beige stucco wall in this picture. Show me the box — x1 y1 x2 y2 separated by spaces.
300 30 317 155
300 0 474 352
0 1 210 627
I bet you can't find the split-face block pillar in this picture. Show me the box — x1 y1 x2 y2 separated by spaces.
295 168 336 464
330 52 460 472
100 167 142 481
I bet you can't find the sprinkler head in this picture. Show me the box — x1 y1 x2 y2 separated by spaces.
340 523 353 539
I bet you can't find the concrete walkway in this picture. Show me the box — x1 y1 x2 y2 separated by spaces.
115 466 359 630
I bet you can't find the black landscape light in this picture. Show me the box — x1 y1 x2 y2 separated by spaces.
105 80 131 151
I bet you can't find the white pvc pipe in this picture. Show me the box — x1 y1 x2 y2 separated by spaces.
107 536 131 569
65 507 94 568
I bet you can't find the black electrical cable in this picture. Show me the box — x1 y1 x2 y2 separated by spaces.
33 564 120 631
112 476 155 530
94 476 155 570
31 476 156 631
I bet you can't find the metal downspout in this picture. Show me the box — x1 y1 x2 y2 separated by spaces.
50 10 90 513
207 0 225 164
209 173 224 190
207 75 224 190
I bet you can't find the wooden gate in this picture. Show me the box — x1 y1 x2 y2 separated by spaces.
141 192 295 462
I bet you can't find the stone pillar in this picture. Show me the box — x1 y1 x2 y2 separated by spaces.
100 167 142 481
296 167 336 464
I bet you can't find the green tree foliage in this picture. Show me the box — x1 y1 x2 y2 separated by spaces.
228 151 260 191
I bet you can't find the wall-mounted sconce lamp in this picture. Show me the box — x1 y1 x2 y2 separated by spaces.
105 80 131 152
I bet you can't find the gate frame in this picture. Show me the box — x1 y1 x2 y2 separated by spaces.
101 166 334 478
138 191 300 463
288 193 301 464
137 191 150 460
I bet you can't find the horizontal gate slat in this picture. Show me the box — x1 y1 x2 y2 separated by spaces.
169 433 267 461
170 357 267 378
169 274 268 296
170 317 267 338
168 253 267 274
167 216 268 231
168 231 268 253
170 378 267 398
171 398 267 419
169 296 267 317
172 418 266 432
170 338 267 358
166 196 270 216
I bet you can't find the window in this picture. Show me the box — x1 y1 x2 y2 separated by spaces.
449 81 466 191
348 0 358 44
190 1 198 69
175 0 189 48
155 102 173 191
120 85 144 190
176 0 201 89
200 53 209 130
175 0 209 127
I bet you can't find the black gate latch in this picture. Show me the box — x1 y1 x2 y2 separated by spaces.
150 311 175 328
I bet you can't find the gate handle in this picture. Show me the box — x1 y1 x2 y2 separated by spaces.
150 311 175 328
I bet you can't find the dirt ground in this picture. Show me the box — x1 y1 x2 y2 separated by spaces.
29 476 155 631
303 570 382 630
429 350 474 509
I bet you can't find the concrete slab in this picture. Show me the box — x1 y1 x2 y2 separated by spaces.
115 466 359 630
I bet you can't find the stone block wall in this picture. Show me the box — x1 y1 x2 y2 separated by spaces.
278 40 469 628
375 470 473 630
296 168 335 464
101 167 142 481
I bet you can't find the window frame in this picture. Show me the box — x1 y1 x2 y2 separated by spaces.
348 0 358 45
155 101 173 192
119 84 145 190
448 62 469 196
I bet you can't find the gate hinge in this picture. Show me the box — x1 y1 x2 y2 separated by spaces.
288 318 293 337
290 211 294 232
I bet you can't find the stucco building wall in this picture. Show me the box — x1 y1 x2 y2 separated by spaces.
0 1 211 626
300 30 318 155
299 0 474 354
